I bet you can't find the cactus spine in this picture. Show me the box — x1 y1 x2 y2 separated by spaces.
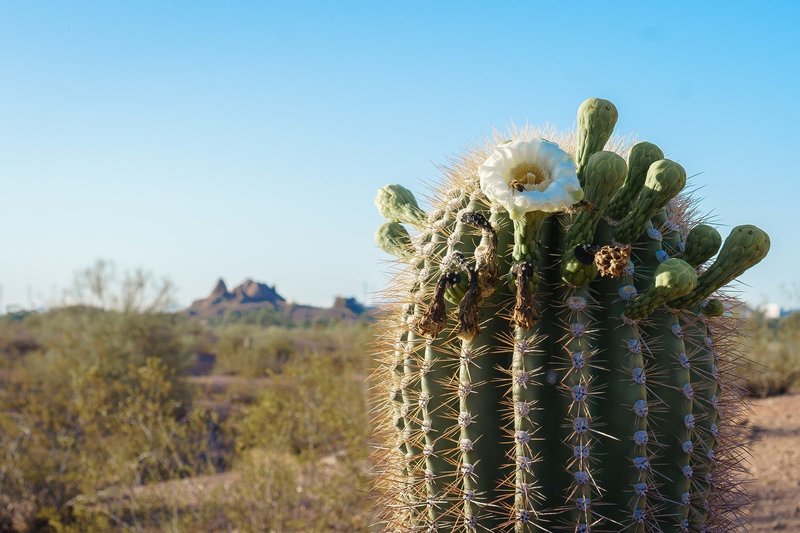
373 98 769 532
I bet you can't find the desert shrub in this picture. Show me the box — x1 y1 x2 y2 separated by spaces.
213 325 296 377
235 351 369 459
220 448 370 532
24 307 192 376
0 318 40 369
69 448 372 533
0 261 373 531
0 355 216 530
26 259 193 375
213 322 369 377
41 328 374 532
207 306 290 327
216 448 305 531
224 344 372 531
739 312 800 397
293 323 371 360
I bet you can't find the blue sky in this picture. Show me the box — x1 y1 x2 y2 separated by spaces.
0 1 798 309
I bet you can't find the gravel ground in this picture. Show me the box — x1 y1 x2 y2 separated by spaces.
748 392 800 531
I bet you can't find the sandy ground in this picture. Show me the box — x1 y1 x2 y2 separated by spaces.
748 392 800 531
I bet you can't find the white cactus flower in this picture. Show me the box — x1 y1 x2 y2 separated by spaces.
478 139 583 220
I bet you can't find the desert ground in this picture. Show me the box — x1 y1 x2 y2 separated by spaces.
749 392 800 531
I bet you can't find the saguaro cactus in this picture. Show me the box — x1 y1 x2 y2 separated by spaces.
372 98 769 532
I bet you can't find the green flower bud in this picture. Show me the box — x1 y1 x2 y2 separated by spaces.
701 298 725 317
607 141 665 221
614 159 687 244
575 97 619 182
375 184 426 226
670 225 770 309
625 258 697 319
375 222 414 259
682 224 722 267
583 151 628 203
561 151 627 287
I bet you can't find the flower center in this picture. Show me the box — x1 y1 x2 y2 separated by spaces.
509 163 551 192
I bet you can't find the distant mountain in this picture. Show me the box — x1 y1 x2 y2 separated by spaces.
189 278 285 314
332 296 366 315
186 278 369 323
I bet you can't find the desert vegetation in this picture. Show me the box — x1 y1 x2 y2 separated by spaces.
0 264 373 532
736 309 800 398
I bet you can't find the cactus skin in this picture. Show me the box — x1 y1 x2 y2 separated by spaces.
373 98 768 532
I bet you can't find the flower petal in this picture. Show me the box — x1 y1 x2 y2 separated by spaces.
478 138 583 219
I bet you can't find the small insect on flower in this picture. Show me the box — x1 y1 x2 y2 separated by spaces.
508 179 527 194
479 138 583 219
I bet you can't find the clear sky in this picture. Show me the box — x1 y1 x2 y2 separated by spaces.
1 1 798 310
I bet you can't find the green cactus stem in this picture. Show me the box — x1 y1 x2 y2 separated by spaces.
560 286 597 531
454 206 514 530
509 209 549 531
642 211 696 530
372 97 769 532
419 194 483 527
594 218 653 530
391 195 465 526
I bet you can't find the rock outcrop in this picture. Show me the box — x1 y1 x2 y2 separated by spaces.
186 278 368 323
187 278 285 317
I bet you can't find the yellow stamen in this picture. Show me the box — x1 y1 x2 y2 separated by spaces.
510 163 551 192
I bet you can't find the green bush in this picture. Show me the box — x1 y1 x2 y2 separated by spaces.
213 325 296 377
223 447 370 532
0 354 216 530
0 261 373 530
24 306 192 375
739 312 800 397
235 350 369 459
46 324 374 532
212 323 370 378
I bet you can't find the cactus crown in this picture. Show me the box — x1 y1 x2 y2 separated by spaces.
372 98 768 532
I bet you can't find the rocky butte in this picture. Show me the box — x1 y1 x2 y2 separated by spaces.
186 278 368 322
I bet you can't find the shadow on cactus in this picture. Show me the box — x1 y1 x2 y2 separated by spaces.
371 98 770 532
